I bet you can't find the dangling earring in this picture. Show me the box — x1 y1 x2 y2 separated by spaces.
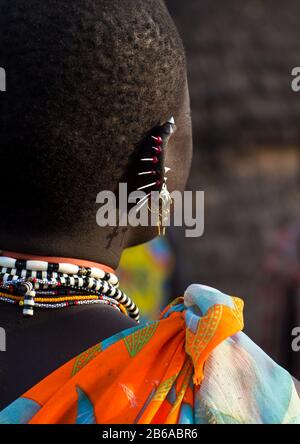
137 117 175 236
157 169 172 236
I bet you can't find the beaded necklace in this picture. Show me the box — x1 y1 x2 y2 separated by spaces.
0 256 140 322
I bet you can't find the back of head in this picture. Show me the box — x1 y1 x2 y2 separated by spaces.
0 0 186 259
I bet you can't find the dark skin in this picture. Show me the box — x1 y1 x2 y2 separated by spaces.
1 77 299 411
0 79 193 410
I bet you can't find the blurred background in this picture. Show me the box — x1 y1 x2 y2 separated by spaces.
120 0 300 378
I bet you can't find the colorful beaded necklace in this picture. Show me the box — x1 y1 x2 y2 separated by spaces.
0 255 140 322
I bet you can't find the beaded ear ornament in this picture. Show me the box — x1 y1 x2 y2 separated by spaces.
137 117 176 236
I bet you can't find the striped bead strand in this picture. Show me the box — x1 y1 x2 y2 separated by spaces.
0 273 140 322
112 288 140 321
21 281 36 317
0 269 115 292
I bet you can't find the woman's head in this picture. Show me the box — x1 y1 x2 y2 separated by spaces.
0 0 193 266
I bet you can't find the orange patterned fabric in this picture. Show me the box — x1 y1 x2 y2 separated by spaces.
0 289 245 424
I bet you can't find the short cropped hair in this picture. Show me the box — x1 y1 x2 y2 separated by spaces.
0 0 186 235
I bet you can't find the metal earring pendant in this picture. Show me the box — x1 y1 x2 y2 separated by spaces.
148 175 172 236
157 171 172 237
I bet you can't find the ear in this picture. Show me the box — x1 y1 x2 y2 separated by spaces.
125 76 193 248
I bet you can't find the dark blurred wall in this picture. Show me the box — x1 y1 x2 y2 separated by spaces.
166 0 300 365
166 0 300 148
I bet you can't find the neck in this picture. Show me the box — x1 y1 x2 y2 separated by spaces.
0 225 129 270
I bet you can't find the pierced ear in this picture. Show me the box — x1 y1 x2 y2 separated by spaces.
124 117 176 206
134 118 175 232
137 117 176 193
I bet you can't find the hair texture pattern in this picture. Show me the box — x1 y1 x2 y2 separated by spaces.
0 0 186 237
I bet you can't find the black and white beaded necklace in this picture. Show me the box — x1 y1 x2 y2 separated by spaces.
0 256 140 322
